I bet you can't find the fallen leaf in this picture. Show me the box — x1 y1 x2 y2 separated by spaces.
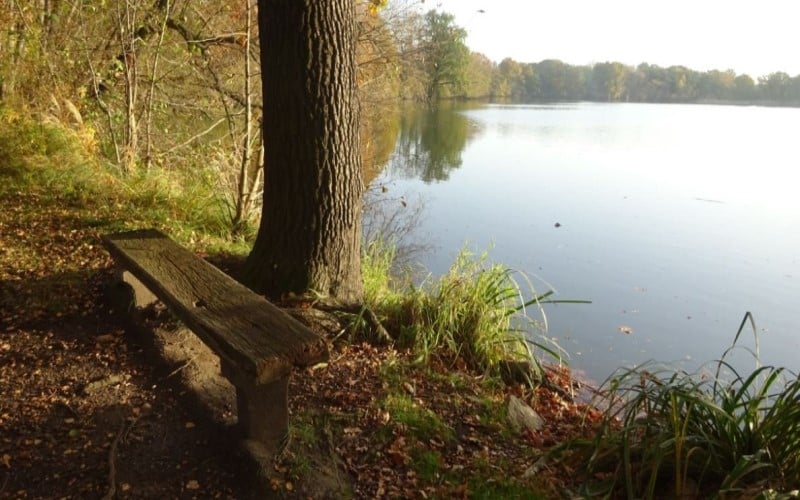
2 454 10 468
186 479 200 490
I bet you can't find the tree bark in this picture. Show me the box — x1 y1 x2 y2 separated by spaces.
244 0 364 306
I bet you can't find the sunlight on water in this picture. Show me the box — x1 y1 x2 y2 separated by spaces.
373 102 800 381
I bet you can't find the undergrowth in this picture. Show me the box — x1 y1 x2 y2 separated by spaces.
554 312 800 498
0 108 246 253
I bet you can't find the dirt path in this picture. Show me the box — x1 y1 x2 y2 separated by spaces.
0 190 257 498
1 185 595 499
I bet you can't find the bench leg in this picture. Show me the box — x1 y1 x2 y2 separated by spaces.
233 375 290 457
110 268 158 310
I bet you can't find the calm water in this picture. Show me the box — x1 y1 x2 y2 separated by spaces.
370 102 800 381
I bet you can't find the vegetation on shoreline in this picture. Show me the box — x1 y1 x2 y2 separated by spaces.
362 236 584 380
553 314 800 498
4 113 798 497
0 111 587 497
469 58 800 106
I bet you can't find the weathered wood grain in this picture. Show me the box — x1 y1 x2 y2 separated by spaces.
102 229 328 384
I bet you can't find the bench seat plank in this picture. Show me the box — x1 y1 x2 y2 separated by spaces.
102 229 328 383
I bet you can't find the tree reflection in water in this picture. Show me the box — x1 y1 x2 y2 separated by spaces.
387 103 481 182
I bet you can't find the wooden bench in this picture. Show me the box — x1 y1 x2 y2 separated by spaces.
102 229 328 461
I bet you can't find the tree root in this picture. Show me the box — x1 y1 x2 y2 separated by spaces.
101 418 126 500
360 307 393 345
284 296 393 345
541 375 575 402
165 357 195 380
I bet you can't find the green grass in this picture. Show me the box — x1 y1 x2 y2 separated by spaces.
555 312 800 498
0 108 247 254
469 478 546 500
371 359 549 496
476 395 510 434
411 449 445 483
290 414 319 448
380 393 453 443
0 109 102 195
362 234 399 306
362 237 580 381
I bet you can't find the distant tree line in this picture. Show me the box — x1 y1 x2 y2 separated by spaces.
3 0 798 192
369 7 800 106
464 57 800 105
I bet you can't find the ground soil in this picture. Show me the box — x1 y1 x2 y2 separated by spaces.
0 188 597 498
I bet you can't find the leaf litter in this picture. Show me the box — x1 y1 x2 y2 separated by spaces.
0 184 602 498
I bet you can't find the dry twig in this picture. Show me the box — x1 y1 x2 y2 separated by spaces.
102 417 127 500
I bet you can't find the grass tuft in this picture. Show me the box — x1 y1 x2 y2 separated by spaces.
380 393 454 443
554 312 800 497
362 239 578 381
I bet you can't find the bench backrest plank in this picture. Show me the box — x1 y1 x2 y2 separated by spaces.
103 229 328 383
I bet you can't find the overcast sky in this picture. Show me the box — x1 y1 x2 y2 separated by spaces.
428 0 799 78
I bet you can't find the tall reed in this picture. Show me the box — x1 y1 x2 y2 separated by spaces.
362 240 579 380
555 312 800 498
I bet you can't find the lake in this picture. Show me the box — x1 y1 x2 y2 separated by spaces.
368 102 800 381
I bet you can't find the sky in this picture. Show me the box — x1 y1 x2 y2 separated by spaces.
427 0 800 78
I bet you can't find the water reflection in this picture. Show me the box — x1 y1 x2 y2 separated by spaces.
361 104 402 185
370 102 800 380
383 103 482 182
362 185 431 276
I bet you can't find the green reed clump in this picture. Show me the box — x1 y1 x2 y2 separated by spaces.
362 234 399 307
556 312 800 498
362 240 570 379
414 249 535 371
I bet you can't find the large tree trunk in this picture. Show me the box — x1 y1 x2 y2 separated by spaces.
243 0 364 306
